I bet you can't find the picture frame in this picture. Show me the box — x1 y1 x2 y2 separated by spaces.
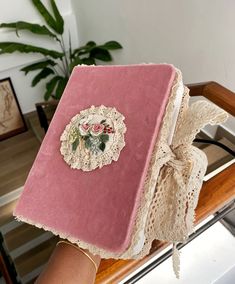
0 77 27 141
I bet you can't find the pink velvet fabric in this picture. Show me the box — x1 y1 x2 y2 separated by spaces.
14 64 175 253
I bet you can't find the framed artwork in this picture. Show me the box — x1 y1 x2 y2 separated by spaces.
0 78 27 141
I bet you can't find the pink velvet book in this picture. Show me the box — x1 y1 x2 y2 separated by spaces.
14 64 179 257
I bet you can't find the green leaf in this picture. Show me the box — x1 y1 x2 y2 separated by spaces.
31 0 62 34
72 138 79 151
86 41 96 47
21 59 56 74
69 55 82 73
71 47 90 59
54 77 68 99
90 47 112 61
102 41 122 50
0 42 63 58
68 31 72 61
71 42 97 59
0 21 57 38
32 67 54 86
44 76 62 100
50 0 64 34
85 137 92 149
99 142 106 152
81 57 96 65
100 134 109 143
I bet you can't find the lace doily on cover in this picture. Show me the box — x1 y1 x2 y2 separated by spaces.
60 105 126 171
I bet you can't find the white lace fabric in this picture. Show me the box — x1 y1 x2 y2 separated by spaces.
60 105 126 171
15 67 228 276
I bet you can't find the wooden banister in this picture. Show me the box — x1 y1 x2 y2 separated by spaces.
196 163 235 222
95 163 235 283
95 80 235 283
187 81 235 116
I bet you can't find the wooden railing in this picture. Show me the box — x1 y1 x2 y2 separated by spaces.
187 81 235 116
95 82 235 283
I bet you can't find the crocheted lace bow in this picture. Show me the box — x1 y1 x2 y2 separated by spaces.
151 100 228 278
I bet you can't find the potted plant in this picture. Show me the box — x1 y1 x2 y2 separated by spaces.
0 0 122 101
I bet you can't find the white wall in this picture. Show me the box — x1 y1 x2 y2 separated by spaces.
72 0 235 136
0 0 79 113
1 0 234 136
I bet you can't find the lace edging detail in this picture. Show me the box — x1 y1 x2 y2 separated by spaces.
60 105 126 171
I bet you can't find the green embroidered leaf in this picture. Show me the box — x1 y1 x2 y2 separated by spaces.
99 142 106 152
85 137 92 149
100 119 106 124
100 134 109 143
72 138 79 151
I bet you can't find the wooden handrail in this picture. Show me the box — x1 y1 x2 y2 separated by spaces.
187 81 235 116
95 78 235 283
95 163 235 283
196 163 235 222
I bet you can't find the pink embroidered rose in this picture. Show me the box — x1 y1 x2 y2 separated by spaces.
90 124 104 136
79 123 90 136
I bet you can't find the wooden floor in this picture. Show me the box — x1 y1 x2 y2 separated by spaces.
0 129 43 284
0 130 40 198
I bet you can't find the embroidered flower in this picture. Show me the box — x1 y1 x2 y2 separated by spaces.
79 123 90 136
90 124 105 136
68 126 79 143
104 125 115 134
71 121 112 154
60 105 126 171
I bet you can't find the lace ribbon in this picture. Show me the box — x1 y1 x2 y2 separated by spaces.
153 143 205 278
146 99 228 277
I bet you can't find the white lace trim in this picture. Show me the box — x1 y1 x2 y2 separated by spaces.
60 105 126 171
137 88 228 277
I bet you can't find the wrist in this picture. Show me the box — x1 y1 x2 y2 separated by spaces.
56 240 101 272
